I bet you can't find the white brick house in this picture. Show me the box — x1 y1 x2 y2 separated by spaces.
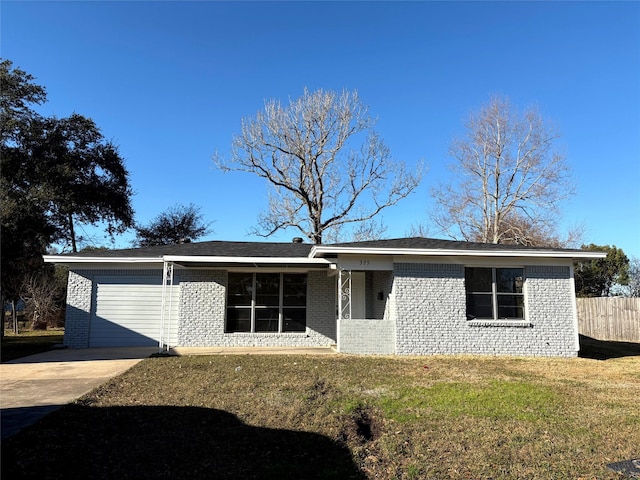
44 237 605 357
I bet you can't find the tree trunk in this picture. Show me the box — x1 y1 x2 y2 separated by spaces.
69 212 77 253
11 299 18 334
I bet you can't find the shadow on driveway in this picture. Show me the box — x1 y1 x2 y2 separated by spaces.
2 404 366 480
1 405 64 440
1 348 154 440
3 347 158 364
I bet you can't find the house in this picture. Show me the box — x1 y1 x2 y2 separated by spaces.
43 237 606 357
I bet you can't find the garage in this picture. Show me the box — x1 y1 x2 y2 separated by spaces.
89 276 180 347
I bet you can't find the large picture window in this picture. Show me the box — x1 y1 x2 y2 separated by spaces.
226 272 307 333
465 267 524 320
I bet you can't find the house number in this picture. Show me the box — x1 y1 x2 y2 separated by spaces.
360 260 370 266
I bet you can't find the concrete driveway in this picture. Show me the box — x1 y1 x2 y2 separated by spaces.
0 347 155 440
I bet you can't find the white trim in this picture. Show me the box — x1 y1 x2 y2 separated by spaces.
43 254 333 267
310 245 607 260
416 256 575 267
468 320 533 328
164 255 333 265
464 266 526 322
225 266 328 273
44 245 606 268
569 264 581 354
225 272 308 334
159 261 174 352
43 255 164 264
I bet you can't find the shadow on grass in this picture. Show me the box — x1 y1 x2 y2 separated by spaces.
1 404 366 480
1 332 64 363
579 334 640 360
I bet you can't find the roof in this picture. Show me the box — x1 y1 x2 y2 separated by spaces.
43 237 606 266
311 237 605 260
60 241 313 258
44 240 322 268
325 237 581 252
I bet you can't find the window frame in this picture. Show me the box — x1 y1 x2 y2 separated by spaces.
465 267 525 321
225 272 307 333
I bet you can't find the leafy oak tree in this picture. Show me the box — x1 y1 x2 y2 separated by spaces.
31 113 134 252
575 244 630 297
1 59 133 329
134 203 213 247
430 95 574 246
216 88 422 244
1 59 134 254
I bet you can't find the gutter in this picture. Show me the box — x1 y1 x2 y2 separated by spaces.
43 254 334 266
43 255 164 265
309 246 608 261
163 255 333 265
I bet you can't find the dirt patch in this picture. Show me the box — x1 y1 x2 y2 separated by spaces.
307 378 331 401
339 405 382 445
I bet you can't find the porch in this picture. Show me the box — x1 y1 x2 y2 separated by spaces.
336 268 396 354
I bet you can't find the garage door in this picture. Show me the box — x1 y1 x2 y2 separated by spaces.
89 277 180 347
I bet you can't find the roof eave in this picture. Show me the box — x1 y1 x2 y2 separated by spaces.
309 246 608 260
43 255 164 265
43 254 334 266
163 255 333 265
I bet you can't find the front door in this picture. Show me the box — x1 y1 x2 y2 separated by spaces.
351 272 366 319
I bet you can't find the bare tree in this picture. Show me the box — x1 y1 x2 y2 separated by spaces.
431 95 573 246
624 256 639 297
21 272 64 329
216 88 422 244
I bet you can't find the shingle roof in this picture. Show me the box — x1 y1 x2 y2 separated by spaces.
327 237 585 253
63 236 589 259
68 240 313 258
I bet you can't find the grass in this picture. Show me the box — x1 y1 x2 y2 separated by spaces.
2 349 639 479
1 328 64 362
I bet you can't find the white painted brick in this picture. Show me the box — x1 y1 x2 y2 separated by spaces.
63 264 578 357
392 263 577 357
178 270 336 347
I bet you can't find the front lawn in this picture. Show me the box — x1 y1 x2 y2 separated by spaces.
2 353 638 479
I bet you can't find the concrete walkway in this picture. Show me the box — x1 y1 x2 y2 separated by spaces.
170 346 337 356
1 347 156 440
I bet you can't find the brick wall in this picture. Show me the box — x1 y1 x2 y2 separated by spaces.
524 265 577 356
178 269 337 347
176 270 226 346
339 318 395 354
64 271 93 348
393 263 578 357
64 263 577 356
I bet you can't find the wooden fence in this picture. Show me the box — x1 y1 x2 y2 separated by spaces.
576 297 640 343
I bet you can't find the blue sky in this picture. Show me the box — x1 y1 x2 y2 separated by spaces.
2 1 639 258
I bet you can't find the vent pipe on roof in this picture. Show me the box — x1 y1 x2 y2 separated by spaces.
292 237 303 244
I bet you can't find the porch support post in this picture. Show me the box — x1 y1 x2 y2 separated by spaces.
337 269 352 353
159 261 174 352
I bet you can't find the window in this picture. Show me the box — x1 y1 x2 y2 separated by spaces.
226 272 307 333
465 267 524 320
